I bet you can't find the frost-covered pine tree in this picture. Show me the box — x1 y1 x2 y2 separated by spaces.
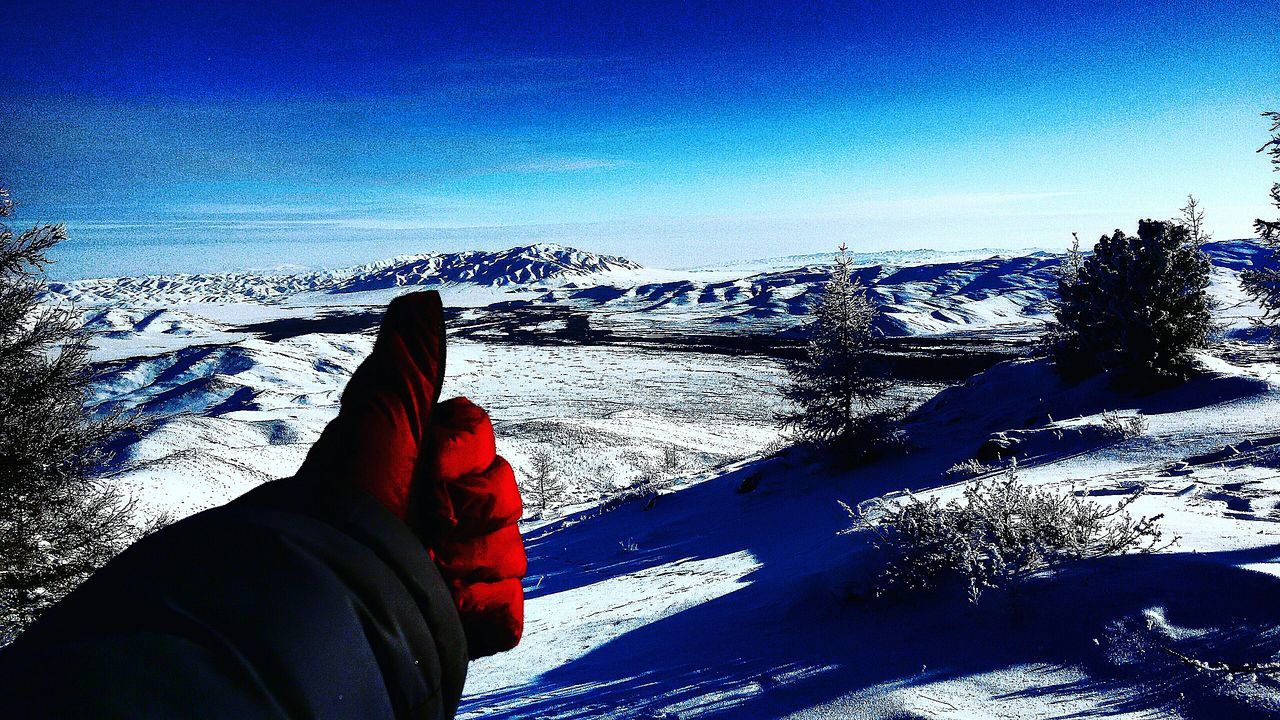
520 447 567 514
1181 194 1213 245
0 187 135 644
1046 233 1088 365
781 243 889 448
1241 111 1280 321
1049 209 1212 384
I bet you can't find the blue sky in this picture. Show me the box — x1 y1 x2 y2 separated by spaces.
2 1 1277 278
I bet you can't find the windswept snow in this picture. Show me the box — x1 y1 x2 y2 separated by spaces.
68 240 1280 717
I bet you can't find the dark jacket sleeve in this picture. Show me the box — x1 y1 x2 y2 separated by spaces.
0 475 469 719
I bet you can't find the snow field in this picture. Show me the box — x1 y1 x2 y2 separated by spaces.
66 240 1280 717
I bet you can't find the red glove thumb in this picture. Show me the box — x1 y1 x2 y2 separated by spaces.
297 291 445 520
417 397 527 658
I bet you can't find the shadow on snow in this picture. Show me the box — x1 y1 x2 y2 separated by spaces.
467 358 1280 718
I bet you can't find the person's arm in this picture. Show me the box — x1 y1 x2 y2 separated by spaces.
0 474 469 719
0 291 525 719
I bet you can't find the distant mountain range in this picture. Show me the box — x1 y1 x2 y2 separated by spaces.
332 243 642 292
47 243 642 305
47 239 1273 338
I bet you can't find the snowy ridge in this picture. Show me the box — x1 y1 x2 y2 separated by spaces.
549 240 1263 336
49 269 342 305
551 253 1065 335
334 243 641 292
51 239 1271 338
47 243 641 305
688 246 1051 273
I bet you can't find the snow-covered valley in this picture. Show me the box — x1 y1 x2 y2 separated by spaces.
66 241 1280 718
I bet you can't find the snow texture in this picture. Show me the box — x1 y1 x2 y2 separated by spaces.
70 240 1280 718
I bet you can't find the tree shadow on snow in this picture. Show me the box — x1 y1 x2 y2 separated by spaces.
472 532 1280 719
479 355 1280 719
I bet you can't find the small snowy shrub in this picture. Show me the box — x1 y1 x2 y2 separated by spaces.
780 243 894 452
859 463 1172 603
1100 410 1148 440
1047 203 1212 384
619 444 690 498
945 459 995 478
761 435 791 458
578 457 617 500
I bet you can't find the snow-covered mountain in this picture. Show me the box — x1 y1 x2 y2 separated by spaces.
52 240 1271 339
47 243 641 305
535 251 1064 336
533 240 1264 336
334 243 641 292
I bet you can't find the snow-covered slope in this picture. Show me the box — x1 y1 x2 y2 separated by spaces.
460 353 1280 719
59 238 1280 717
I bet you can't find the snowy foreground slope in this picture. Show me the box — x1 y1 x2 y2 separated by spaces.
465 353 1280 719
66 241 1280 718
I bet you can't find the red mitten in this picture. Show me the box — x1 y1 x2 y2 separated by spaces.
297 291 445 520
296 293 526 659
417 397 527 659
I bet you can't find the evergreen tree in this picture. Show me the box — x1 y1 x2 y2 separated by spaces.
1047 233 1088 368
1241 111 1280 320
520 448 566 514
1049 211 1212 384
1181 194 1213 245
0 187 135 644
781 243 889 447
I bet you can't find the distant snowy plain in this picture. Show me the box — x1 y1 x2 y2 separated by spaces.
55 241 1280 718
